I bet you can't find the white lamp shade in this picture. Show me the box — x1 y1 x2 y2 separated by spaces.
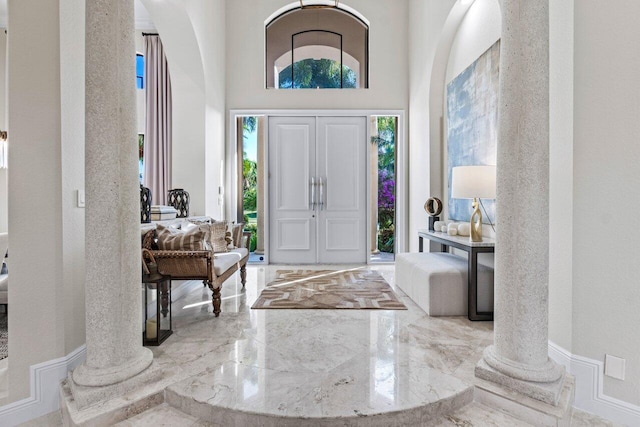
451 165 496 199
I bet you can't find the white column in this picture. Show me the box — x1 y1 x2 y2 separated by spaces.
70 0 153 408
475 0 565 405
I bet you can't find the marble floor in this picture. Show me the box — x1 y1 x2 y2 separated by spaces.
151 264 489 425
51 264 618 426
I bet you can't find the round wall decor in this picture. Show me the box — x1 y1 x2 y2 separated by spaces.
424 197 443 217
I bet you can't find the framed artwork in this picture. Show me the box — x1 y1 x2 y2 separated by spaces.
446 40 500 223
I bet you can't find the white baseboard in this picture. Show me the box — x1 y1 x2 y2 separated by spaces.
0 344 86 427
549 341 640 426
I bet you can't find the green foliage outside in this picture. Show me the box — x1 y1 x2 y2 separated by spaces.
372 117 396 253
279 59 356 89
242 117 258 251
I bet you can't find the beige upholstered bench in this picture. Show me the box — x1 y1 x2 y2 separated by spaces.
395 252 493 316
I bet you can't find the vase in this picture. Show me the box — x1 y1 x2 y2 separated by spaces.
168 188 190 218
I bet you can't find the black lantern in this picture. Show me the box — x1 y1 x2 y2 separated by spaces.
168 188 190 218
140 184 152 223
142 272 172 346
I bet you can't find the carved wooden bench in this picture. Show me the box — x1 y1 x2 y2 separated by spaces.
142 219 250 317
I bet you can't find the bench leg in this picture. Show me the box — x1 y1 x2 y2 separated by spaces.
240 265 247 288
211 286 221 317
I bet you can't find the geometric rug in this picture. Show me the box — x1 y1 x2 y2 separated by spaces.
0 313 6 360
251 269 407 310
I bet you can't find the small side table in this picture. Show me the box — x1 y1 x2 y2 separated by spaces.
418 229 495 321
142 273 172 345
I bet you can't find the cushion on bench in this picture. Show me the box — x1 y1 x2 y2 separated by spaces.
213 248 249 277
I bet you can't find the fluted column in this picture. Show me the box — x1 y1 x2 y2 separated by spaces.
70 0 153 407
475 0 565 405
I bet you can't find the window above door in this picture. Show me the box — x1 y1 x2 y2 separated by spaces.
265 5 369 89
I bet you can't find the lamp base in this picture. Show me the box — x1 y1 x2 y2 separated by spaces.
470 198 483 242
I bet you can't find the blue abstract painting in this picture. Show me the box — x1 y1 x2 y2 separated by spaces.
447 40 500 223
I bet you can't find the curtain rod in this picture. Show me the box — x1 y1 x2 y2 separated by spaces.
142 32 159 36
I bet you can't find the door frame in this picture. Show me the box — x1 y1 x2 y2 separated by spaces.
227 109 406 264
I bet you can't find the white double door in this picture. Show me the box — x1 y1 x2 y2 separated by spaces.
269 116 367 264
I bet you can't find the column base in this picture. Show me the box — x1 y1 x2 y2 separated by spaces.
61 362 167 425
474 372 575 426
73 347 153 387
475 358 565 405
69 349 159 410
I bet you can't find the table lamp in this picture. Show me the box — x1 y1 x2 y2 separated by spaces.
451 165 496 242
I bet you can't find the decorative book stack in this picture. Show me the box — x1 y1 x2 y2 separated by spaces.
150 205 178 221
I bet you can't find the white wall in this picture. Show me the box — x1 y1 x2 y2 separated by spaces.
573 0 640 406
59 0 86 357
407 0 456 252
6 0 65 402
444 0 500 85
548 0 574 353
184 0 226 218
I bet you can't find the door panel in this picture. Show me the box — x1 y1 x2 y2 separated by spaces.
324 135 360 211
317 117 367 263
275 127 311 211
277 218 311 250
269 116 367 264
325 218 361 251
269 117 316 264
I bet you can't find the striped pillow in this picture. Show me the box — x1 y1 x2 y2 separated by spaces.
156 224 207 251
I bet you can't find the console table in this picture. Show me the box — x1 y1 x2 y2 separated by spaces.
418 229 495 321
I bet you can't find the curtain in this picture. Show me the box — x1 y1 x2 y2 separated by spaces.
143 35 172 206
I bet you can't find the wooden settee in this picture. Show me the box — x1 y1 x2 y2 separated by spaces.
142 218 250 317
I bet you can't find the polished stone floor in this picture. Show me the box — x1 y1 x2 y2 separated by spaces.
32 264 620 426
153 264 488 425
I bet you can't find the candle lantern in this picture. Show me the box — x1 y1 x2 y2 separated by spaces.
142 269 172 346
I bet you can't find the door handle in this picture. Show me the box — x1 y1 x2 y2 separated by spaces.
318 177 325 211
310 177 316 210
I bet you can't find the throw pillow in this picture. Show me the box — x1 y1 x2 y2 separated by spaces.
232 223 245 249
207 222 229 253
156 224 207 251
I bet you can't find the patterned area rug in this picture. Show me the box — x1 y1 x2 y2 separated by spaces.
0 314 6 360
252 269 407 310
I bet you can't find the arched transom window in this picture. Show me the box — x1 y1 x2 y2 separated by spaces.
266 3 369 89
